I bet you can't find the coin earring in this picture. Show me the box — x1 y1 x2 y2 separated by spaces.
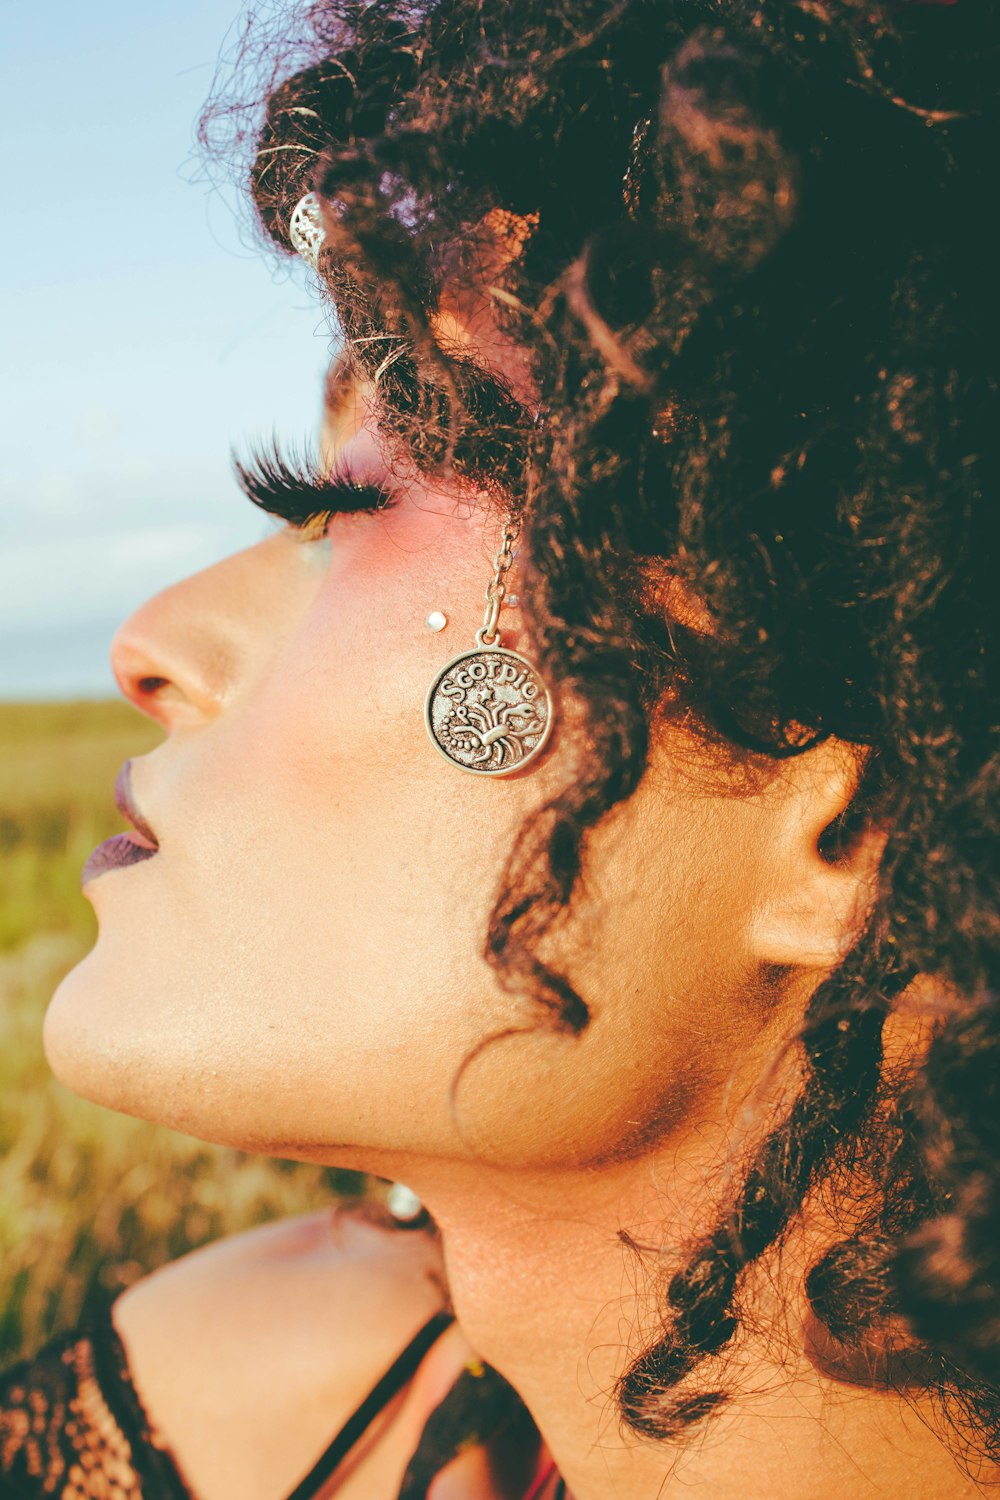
424 517 554 775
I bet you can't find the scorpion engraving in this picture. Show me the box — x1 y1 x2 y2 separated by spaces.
446 693 546 770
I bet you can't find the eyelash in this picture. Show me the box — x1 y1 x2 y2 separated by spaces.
232 439 392 536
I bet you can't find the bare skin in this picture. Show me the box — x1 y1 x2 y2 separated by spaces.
48 368 991 1497
113 1118 984 1500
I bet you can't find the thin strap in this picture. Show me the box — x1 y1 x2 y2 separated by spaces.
283 1310 455 1500
521 1455 558 1500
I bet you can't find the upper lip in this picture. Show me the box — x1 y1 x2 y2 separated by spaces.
114 761 160 849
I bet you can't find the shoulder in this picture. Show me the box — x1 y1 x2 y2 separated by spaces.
114 1207 446 1500
116 1205 444 1356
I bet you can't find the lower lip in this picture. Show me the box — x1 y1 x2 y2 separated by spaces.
82 835 159 887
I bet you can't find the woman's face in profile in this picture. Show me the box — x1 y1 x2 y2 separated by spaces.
43 378 828 1177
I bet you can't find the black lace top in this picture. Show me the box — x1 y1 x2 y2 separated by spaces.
0 1307 549 1500
0 1311 189 1499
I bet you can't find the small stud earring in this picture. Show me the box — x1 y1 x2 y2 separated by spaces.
386 1182 426 1223
426 610 448 632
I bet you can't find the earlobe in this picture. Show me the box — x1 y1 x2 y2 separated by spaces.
750 740 885 971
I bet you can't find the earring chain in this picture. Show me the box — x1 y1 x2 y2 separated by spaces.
478 518 520 647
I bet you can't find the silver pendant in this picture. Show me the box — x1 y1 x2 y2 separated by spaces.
425 644 553 776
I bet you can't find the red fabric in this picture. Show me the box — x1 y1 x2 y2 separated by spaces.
522 1453 559 1500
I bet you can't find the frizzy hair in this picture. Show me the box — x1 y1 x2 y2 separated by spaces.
204 0 1000 1456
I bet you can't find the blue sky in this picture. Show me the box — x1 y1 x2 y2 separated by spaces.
0 1 334 697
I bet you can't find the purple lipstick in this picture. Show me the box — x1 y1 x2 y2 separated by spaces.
81 760 160 887
81 835 158 885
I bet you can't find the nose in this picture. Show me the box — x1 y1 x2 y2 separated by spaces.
110 534 299 730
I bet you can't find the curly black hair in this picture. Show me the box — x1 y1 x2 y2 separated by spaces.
204 0 1000 1462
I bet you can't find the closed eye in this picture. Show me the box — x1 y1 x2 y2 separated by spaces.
232 438 393 535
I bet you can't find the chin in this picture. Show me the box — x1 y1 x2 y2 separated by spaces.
45 947 219 1141
45 948 123 1101
42 943 420 1167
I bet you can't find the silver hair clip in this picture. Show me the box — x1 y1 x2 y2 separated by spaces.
289 191 327 270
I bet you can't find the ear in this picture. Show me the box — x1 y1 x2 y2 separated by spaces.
750 739 885 970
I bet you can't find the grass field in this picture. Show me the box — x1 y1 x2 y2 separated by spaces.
0 700 359 1367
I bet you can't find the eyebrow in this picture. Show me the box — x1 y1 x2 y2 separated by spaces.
323 352 355 415
319 353 370 466
323 342 531 500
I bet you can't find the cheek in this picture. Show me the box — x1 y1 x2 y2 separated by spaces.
445 777 772 1168
46 519 564 1156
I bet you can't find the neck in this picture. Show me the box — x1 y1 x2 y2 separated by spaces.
403 1138 972 1500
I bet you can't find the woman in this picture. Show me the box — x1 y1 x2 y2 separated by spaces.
1 0 997 1496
